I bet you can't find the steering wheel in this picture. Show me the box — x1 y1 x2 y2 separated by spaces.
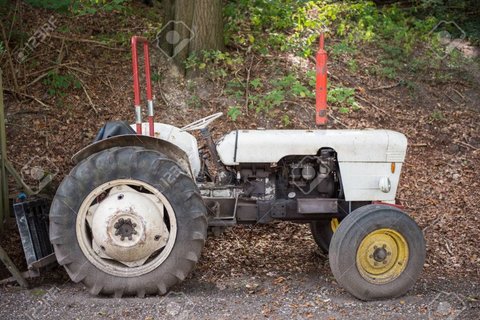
180 112 223 131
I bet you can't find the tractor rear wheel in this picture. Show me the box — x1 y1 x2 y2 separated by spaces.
310 218 340 253
49 146 207 297
329 204 425 301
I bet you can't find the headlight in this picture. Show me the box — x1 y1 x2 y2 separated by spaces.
379 177 391 193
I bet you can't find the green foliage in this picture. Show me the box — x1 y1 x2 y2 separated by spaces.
380 66 397 80
187 95 202 108
250 89 285 114
185 54 201 71
430 110 445 121
281 114 291 126
225 80 244 100
24 0 71 11
23 0 129 14
291 1 439 59
215 0 480 121
347 59 358 73
42 70 81 99
417 0 480 44
57 25 71 33
245 73 313 114
250 78 263 89
224 0 306 54
224 0 475 78
330 41 356 58
73 0 129 15
327 87 360 114
151 72 162 83
186 50 243 82
227 106 242 121
271 74 313 98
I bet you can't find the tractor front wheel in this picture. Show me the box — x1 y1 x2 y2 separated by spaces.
49 146 207 297
328 204 425 301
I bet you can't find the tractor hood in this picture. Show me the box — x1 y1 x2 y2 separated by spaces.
216 129 407 165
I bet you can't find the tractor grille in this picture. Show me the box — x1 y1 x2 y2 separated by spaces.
13 198 53 266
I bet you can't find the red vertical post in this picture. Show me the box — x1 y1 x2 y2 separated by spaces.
131 36 155 137
131 37 142 134
316 33 328 125
143 42 154 136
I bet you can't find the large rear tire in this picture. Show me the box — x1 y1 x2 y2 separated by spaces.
49 146 207 297
329 204 425 301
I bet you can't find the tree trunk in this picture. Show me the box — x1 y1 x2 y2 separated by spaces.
189 0 224 53
172 0 194 70
161 0 224 75
158 0 175 56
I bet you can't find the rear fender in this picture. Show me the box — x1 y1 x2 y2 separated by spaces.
72 135 193 177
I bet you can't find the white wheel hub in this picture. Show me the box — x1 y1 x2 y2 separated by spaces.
87 185 169 267
77 179 177 277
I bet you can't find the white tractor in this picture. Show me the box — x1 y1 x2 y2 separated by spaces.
49 36 425 300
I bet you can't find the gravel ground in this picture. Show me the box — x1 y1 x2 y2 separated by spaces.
1 264 478 319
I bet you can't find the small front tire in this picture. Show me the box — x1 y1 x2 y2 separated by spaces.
329 204 425 301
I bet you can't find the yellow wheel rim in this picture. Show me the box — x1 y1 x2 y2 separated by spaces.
331 218 340 232
356 228 409 284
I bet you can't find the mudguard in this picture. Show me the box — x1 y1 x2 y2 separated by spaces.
72 135 194 177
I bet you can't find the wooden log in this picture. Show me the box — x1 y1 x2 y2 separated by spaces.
0 70 9 232
0 245 28 288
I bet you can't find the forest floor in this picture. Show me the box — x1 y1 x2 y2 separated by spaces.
0 2 479 319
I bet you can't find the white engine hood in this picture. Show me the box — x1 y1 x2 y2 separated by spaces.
216 129 407 165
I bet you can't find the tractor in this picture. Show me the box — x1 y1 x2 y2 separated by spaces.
49 36 425 300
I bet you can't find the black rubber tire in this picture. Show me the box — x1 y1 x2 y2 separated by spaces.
329 204 425 301
310 220 336 253
49 146 207 297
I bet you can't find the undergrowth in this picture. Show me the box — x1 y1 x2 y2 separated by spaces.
219 0 479 122
11 0 479 123
23 0 129 14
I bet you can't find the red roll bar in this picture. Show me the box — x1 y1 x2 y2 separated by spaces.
315 33 328 125
131 36 154 136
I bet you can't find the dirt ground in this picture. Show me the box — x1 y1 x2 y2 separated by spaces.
0 2 479 319
0 258 479 319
